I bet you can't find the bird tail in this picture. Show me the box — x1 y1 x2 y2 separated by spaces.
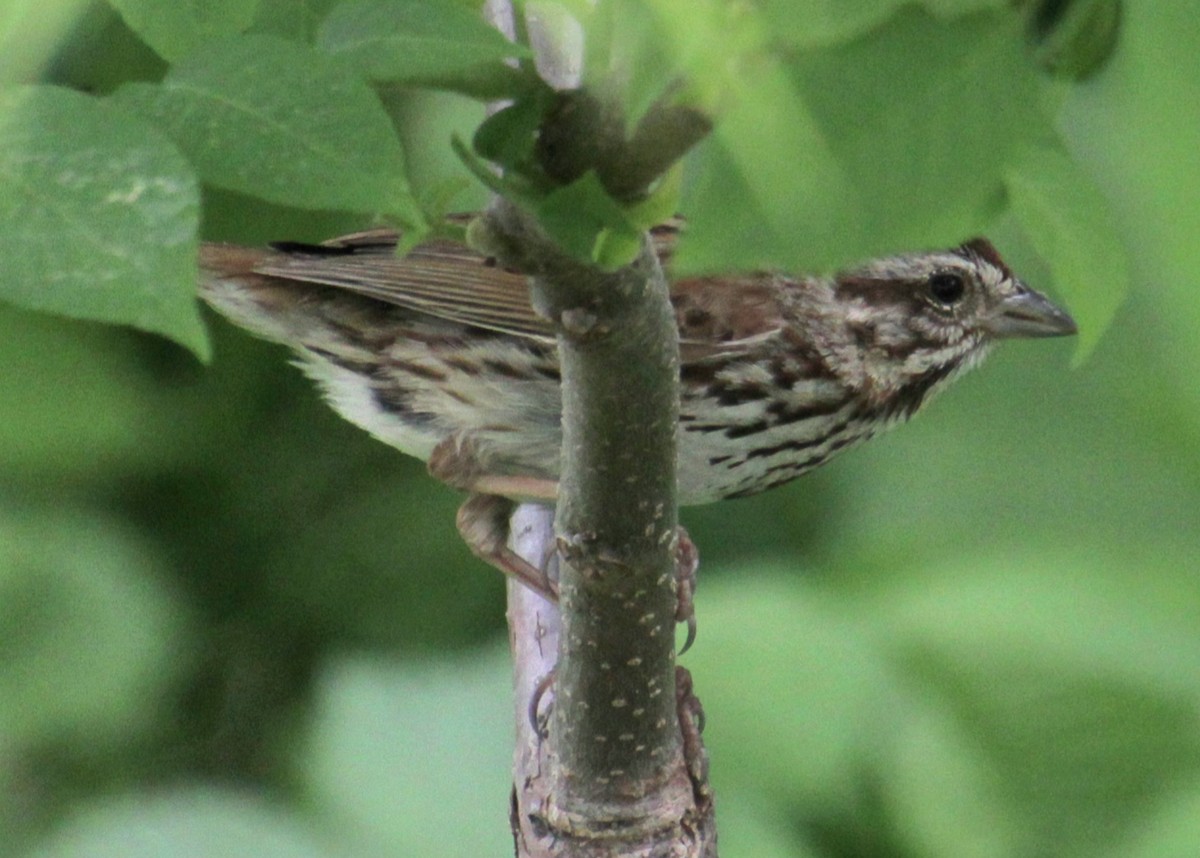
198 242 323 345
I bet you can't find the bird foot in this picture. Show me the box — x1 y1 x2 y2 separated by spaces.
676 666 712 809
456 493 558 602
439 437 699 650
674 526 699 654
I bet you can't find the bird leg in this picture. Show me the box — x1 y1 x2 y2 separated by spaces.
430 434 700 646
428 433 559 502
430 435 559 600
455 493 558 601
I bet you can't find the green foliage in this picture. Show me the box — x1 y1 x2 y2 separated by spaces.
317 0 531 90
301 652 514 853
0 507 188 748
4 1 1198 857
110 35 422 225
106 0 260 62
0 86 208 357
680 8 1055 273
1 0 1131 354
30 790 340 858
1005 142 1127 360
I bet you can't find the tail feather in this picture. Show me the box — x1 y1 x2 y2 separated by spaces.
198 242 326 345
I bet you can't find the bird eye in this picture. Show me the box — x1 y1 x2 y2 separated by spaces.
927 272 966 307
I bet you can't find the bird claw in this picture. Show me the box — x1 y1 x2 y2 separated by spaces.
676 666 712 807
674 526 699 654
528 668 556 738
456 493 558 601
446 431 699 654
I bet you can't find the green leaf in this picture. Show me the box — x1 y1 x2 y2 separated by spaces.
0 86 208 358
535 171 640 265
106 0 260 62
788 8 1045 256
0 506 187 749
680 8 1050 275
692 573 898 808
874 557 1200 855
1057 4 1200 438
675 54 857 274
1025 0 1122 80
303 651 513 854
316 0 529 88
757 0 1006 48
34 789 341 858
250 0 342 43
472 96 547 173
110 35 422 225
1004 142 1128 362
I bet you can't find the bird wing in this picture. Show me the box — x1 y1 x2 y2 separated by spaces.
253 227 787 358
255 230 557 342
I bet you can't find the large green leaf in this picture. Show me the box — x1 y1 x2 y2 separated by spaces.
106 0 260 61
111 35 422 224
0 506 188 748
250 0 342 43
317 0 529 90
32 789 339 858
1058 3 1200 441
0 86 207 357
302 651 514 854
676 54 855 274
679 8 1050 275
757 0 1007 48
1005 142 1128 361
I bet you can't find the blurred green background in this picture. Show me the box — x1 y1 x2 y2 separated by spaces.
3 2 1200 857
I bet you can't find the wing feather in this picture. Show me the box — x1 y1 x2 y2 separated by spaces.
249 225 787 358
255 232 555 341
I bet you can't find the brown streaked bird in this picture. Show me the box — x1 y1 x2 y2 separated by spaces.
198 220 1075 591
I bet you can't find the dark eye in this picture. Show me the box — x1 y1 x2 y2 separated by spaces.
927 272 966 306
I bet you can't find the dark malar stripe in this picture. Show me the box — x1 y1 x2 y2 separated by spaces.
887 361 961 420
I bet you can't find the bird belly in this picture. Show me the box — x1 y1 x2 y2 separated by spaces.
299 338 565 484
300 340 879 506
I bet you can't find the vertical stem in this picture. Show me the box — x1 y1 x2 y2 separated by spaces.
551 251 682 804
485 2 712 854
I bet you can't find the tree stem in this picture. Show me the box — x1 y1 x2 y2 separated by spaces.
484 2 713 854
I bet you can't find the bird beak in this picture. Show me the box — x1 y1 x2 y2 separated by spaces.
986 287 1078 339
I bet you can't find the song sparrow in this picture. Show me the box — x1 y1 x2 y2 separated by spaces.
198 219 1074 590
